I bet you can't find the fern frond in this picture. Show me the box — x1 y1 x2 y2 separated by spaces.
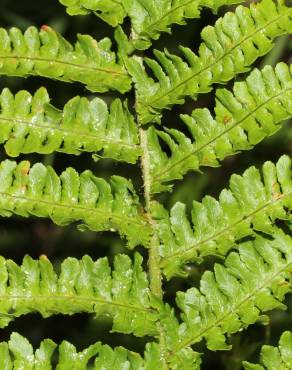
123 0 243 50
126 0 292 124
243 331 292 370
148 63 292 193
0 87 140 163
59 0 125 26
59 1 243 49
0 253 158 337
208 0 243 12
0 26 131 93
155 155 292 278
161 231 292 364
0 333 166 368
0 160 151 248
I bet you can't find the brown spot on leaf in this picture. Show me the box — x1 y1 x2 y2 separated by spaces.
41 25 51 32
223 116 232 125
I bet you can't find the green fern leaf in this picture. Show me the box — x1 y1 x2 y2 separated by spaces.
126 0 292 124
0 87 140 163
0 25 131 93
161 231 292 364
148 63 292 193
0 253 158 337
155 155 292 278
123 0 243 50
2 0 292 367
208 0 243 11
0 160 151 248
243 331 292 370
0 332 166 369
59 0 125 26
59 1 243 49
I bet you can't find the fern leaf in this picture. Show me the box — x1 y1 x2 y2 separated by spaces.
0 160 151 248
123 0 243 50
161 231 292 363
0 25 131 93
0 333 167 369
59 1 243 49
0 87 140 163
155 155 292 278
148 63 292 193
126 0 292 124
0 333 190 369
0 253 158 337
243 331 292 370
59 0 125 26
209 0 243 12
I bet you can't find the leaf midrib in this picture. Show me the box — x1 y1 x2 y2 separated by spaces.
138 0 200 37
0 55 126 76
0 116 139 151
0 294 156 314
0 191 148 228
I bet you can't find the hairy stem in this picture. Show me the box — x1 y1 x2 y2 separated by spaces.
139 128 169 369
139 128 162 298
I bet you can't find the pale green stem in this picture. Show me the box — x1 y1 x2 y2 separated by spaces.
139 128 169 369
139 128 162 298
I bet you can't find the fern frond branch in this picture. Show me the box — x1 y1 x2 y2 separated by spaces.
163 191 291 262
0 26 131 93
153 86 292 184
0 160 151 248
59 0 242 49
160 231 292 365
59 0 125 26
155 156 292 278
127 0 292 124
0 254 159 337
0 332 169 368
140 0 198 32
0 88 140 163
0 55 124 75
1 294 151 311
155 11 287 105
0 116 138 151
148 63 292 193
150 12 284 105
178 254 292 352
59 0 242 50
243 331 292 369
0 193 143 225
125 0 243 50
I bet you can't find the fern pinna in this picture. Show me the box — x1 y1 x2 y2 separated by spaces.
0 0 291 369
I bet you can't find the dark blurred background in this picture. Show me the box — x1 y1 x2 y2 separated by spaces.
0 0 291 368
